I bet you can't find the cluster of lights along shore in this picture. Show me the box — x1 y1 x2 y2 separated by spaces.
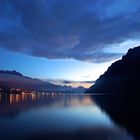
0 88 63 95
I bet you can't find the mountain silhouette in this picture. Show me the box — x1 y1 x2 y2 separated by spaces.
86 46 140 139
0 70 24 76
86 46 140 94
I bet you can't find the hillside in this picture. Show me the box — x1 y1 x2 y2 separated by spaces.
0 70 85 93
85 46 140 139
86 46 140 94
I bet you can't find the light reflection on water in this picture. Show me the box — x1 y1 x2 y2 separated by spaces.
0 93 134 140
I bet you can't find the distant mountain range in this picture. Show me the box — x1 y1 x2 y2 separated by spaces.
0 70 86 93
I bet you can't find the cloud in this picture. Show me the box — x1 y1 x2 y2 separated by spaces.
42 79 95 88
0 0 140 63
62 80 95 84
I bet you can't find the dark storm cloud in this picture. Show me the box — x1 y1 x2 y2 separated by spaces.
0 0 140 62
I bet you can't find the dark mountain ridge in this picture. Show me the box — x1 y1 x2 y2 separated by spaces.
0 70 23 77
86 46 140 139
86 46 140 94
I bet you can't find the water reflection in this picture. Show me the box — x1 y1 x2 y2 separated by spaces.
0 93 134 140
1 93 60 105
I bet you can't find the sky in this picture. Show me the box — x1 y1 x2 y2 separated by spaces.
0 0 140 87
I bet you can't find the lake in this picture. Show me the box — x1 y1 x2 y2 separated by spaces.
0 93 134 140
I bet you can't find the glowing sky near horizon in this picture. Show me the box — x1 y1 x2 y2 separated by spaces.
0 47 113 81
0 0 140 83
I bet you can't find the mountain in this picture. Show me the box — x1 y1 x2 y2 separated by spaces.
0 70 86 93
86 46 140 139
86 46 140 94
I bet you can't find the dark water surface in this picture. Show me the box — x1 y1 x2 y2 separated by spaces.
0 93 134 140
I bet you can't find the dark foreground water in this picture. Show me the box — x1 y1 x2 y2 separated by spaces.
0 93 134 140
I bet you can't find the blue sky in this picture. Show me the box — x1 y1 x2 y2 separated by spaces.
0 47 112 81
0 0 140 83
